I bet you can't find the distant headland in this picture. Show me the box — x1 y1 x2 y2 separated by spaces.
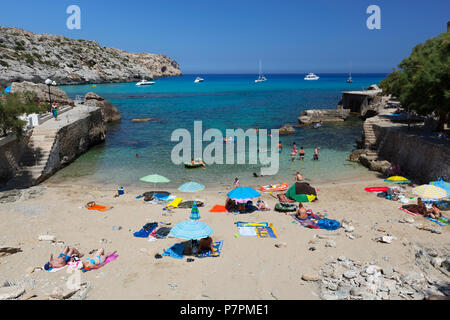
0 26 182 86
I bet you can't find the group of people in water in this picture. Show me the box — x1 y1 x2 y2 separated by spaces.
284 142 320 161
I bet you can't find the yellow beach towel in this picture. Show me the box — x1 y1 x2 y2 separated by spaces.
166 198 183 209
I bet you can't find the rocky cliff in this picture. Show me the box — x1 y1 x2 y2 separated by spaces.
0 26 182 86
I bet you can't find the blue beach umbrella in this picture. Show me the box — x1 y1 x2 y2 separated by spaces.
168 220 213 240
227 186 260 200
4 86 11 94
178 182 205 193
430 179 450 198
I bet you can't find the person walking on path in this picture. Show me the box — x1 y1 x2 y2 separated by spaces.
51 101 58 121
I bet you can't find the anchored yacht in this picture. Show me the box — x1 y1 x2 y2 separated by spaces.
304 73 319 80
136 79 155 86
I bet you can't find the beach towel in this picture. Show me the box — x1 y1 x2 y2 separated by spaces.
238 227 257 237
87 204 112 212
399 207 420 216
196 241 223 258
81 253 118 272
425 216 450 226
236 222 269 227
209 205 228 212
317 218 341 231
162 243 185 259
146 195 176 205
255 226 278 238
47 265 67 272
290 211 321 229
166 197 183 209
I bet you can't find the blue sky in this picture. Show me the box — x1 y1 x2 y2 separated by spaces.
1 0 448 73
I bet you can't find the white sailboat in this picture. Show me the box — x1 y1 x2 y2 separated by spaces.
255 60 267 83
346 62 353 83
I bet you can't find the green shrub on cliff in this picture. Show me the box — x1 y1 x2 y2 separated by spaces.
380 31 450 131
0 91 37 138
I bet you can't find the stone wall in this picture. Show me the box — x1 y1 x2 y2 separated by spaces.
0 135 26 184
40 108 106 183
372 125 450 184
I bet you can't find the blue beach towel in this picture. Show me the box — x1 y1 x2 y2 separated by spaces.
196 241 223 258
317 219 341 231
162 243 185 259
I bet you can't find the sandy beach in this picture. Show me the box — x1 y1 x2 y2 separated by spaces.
1 171 448 300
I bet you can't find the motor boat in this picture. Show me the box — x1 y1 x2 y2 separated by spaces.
194 77 204 83
304 73 319 80
136 79 155 86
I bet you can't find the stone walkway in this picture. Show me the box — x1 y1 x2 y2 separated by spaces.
7 104 96 188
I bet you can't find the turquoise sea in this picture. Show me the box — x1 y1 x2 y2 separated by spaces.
50 73 386 189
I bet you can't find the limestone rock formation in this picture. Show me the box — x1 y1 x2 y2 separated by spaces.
279 125 296 135
0 26 181 86
10 81 74 107
298 109 350 125
84 92 121 123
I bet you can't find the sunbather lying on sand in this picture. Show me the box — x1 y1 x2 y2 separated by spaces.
256 199 270 211
82 248 116 271
426 203 442 219
295 203 308 219
44 246 83 270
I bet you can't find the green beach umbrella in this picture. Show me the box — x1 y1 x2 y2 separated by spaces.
139 174 170 189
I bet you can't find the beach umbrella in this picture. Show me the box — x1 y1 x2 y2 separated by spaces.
178 182 205 193
227 186 260 200
168 220 213 240
430 179 450 198
139 174 170 189
412 185 447 200
4 86 11 94
285 182 317 202
190 201 200 220
384 176 411 184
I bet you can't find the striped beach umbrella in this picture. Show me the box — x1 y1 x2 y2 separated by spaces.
178 182 205 193
190 201 200 220
412 185 447 200
384 176 411 184
168 220 213 240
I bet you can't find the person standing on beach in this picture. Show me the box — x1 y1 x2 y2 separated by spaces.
299 147 305 160
313 147 320 160
278 142 283 153
233 177 240 188
296 171 303 181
